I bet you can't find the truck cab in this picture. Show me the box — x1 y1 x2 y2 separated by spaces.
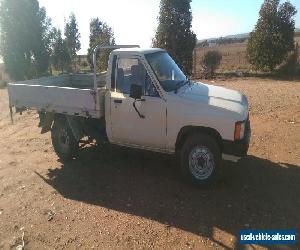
8 46 251 186
106 49 249 150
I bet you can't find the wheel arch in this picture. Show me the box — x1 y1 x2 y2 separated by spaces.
175 126 223 153
39 112 68 134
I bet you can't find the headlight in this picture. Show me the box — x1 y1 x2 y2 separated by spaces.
234 121 245 140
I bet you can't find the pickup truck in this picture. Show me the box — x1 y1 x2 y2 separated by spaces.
7 45 251 186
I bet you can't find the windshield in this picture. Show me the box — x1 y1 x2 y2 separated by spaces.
145 52 187 92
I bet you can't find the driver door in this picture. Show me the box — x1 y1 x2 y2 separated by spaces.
109 56 167 150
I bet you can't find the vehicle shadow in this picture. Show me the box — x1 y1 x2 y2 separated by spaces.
37 145 300 249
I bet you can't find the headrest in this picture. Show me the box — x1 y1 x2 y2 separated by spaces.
117 68 124 77
131 65 142 79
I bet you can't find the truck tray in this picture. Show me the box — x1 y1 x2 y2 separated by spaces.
7 74 107 119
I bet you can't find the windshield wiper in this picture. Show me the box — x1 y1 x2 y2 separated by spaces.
174 79 189 94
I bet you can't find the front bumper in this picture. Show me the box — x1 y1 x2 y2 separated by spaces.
222 118 251 158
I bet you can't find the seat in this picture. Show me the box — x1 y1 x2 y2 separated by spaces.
130 64 146 95
131 65 143 86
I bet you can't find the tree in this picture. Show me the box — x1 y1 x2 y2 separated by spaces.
47 27 62 73
46 27 61 75
87 18 115 72
33 7 52 77
64 13 81 71
0 0 51 80
153 0 196 75
202 50 222 78
247 0 297 72
52 29 71 73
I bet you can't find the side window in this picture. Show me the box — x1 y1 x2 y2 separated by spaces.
116 58 158 97
145 73 159 97
116 58 141 94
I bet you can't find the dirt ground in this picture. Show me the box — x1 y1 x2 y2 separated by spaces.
0 77 299 250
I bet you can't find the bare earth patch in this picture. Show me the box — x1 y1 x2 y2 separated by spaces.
0 77 299 249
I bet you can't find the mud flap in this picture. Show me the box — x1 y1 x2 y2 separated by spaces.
9 106 13 124
40 112 54 134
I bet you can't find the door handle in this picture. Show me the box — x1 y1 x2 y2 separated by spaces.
114 99 123 104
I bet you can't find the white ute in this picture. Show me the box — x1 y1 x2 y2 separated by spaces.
8 45 251 186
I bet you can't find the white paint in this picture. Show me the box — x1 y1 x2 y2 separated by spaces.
8 83 106 118
8 48 249 159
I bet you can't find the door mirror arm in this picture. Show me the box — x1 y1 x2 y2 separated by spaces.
133 100 145 119
130 84 145 119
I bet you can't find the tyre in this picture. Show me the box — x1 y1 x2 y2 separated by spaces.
51 117 78 161
180 133 221 186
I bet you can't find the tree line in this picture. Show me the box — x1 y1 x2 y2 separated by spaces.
0 0 299 81
0 0 196 81
0 0 79 80
198 37 248 48
0 0 116 81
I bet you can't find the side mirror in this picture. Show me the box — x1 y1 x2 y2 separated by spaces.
130 84 142 100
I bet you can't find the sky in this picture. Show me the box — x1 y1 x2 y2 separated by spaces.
39 0 300 55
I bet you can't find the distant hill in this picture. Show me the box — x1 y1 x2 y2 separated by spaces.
197 33 249 44
198 27 300 44
223 33 249 39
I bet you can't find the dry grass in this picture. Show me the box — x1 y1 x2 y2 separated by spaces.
195 42 250 74
194 36 300 77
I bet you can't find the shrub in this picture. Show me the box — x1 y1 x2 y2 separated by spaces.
202 50 222 78
277 42 299 77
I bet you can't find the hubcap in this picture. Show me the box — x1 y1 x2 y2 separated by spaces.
188 146 214 180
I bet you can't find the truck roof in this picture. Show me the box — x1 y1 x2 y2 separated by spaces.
112 48 165 55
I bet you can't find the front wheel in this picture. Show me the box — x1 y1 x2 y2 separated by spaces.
180 134 221 186
51 117 78 161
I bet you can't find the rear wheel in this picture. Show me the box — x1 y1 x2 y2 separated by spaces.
180 133 221 186
51 117 78 161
